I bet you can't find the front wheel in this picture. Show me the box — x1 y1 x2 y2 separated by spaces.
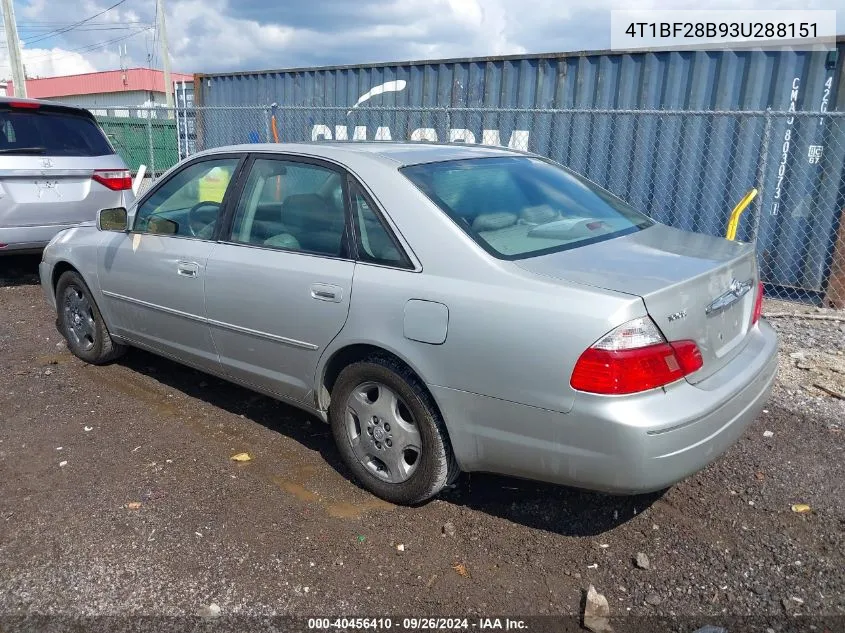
329 356 459 505
56 270 125 365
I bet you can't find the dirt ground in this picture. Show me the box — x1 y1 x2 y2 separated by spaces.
1 254 843 631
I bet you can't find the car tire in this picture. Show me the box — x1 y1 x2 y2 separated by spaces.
56 270 125 365
329 355 459 505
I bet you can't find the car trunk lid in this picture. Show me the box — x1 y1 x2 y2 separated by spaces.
514 223 759 383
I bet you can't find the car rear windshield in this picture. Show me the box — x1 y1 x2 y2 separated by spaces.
0 107 113 157
401 156 654 259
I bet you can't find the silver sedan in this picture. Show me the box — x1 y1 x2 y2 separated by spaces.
39 143 778 505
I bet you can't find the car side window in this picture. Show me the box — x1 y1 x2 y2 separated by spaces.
230 158 348 257
133 158 240 239
349 184 411 268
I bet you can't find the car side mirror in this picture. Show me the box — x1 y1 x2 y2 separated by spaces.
97 207 128 232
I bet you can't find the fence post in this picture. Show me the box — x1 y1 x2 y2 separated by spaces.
146 111 155 180
175 99 182 162
750 108 773 243
826 207 845 308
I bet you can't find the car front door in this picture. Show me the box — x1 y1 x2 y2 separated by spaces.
98 155 243 371
203 155 355 405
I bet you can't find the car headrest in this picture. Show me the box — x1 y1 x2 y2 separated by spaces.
281 194 332 229
253 202 283 224
521 205 559 225
472 211 518 232
264 233 301 250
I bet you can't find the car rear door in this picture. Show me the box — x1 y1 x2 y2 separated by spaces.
98 154 244 372
0 101 130 231
203 154 355 405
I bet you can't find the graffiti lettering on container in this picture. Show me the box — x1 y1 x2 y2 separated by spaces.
311 125 530 149
772 77 800 217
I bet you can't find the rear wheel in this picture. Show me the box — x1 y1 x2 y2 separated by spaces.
56 271 125 365
329 356 458 504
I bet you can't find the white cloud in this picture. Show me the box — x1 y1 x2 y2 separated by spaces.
164 0 309 70
20 48 98 77
0 28 94 81
0 41 121 81
1 0 142 82
447 0 484 26
3 0 845 81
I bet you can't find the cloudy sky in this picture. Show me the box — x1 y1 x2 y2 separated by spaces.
1 0 843 78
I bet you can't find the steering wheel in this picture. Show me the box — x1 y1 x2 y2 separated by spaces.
187 201 221 238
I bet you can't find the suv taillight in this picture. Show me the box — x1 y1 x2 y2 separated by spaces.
570 317 703 395
751 281 764 326
92 169 132 191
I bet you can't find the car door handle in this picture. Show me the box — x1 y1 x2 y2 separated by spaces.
177 261 199 278
310 283 343 303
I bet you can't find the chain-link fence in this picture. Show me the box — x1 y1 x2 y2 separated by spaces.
92 105 845 308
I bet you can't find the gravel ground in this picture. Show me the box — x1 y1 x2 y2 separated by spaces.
1 255 843 631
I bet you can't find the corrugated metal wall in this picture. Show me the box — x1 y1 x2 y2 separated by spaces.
192 44 845 299
195 46 843 111
49 91 162 109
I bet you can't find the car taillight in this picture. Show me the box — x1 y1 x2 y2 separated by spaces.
8 101 40 109
751 281 764 326
570 316 703 395
92 169 132 191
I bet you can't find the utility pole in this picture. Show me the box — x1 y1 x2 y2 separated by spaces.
1 0 27 97
156 0 173 110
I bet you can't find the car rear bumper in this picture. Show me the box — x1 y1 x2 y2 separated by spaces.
0 223 81 252
431 319 778 493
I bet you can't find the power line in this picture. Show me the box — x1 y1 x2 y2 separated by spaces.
3 27 150 65
19 26 152 34
16 19 146 25
18 23 151 28
21 0 131 46
41 28 150 58
0 26 152 50
16 22 148 28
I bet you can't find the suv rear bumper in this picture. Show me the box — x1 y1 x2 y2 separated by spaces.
0 224 81 252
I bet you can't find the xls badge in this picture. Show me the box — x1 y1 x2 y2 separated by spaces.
667 309 687 322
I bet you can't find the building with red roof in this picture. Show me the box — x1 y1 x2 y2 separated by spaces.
2 68 193 111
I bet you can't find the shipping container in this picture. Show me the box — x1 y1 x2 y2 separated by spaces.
193 44 843 111
191 43 845 301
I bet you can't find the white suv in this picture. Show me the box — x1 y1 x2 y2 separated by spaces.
0 97 134 253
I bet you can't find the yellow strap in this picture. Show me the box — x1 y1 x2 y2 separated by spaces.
726 188 759 241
